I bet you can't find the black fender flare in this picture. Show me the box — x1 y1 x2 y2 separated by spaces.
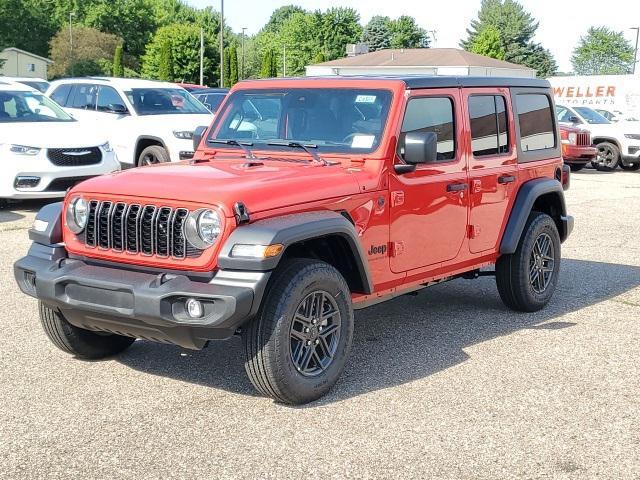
500 178 570 254
134 135 168 165
29 202 63 246
217 210 373 294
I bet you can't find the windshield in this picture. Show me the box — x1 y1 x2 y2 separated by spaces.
18 80 49 93
574 107 611 124
0 90 74 123
195 93 226 113
124 88 210 115
209 88 393 153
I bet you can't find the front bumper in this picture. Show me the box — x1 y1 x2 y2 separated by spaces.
563 144 597 164
14 244 270 349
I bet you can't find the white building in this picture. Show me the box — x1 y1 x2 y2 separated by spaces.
0 48 53 79
306 48 535 78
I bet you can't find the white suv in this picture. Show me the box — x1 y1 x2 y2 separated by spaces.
46 78 214 168
0 80 119 204
556 104 640 171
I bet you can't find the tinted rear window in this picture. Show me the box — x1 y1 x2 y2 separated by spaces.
516 94 555 152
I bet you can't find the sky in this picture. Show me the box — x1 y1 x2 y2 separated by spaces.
187 0 640 73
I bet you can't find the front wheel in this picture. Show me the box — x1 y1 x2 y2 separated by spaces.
242 259 354 405
496 212 561 312
39 302 135 359
593 142 620 171
137 145 170 167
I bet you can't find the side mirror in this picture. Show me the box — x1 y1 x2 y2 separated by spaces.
568 115 581 124
107 103 128 114
193 125 208 151
406 131 438 163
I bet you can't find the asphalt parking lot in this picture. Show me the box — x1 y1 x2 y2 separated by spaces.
1 169 639 479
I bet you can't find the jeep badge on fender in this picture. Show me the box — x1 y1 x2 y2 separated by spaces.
14 76 573 405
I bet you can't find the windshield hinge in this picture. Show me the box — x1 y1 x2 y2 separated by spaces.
234 202 250 225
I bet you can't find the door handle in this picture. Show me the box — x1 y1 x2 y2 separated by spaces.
497 175 516 184
446 183 468 192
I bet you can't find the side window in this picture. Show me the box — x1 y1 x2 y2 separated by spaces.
50 84 72 106
97 86 126 112
399 96 455 161
516 94 555 152
69 84 97 110
468 95 509 157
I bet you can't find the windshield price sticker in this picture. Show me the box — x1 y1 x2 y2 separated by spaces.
355 95 377 104
351 135 375 149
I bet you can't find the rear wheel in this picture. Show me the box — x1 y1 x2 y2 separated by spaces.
593 142 620 171
620 162 640 171
39 302 135 359
137 145 170 167
496 212 561 312
242 258 354 405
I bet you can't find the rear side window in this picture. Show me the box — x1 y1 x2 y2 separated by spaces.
69 84 97 110
399 97 455 161
516 94 555 152
50 84 72 106
468 95 509 156
97 86 125 112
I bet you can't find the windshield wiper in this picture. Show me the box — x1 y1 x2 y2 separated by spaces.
208 139 256 159
266 141 329 165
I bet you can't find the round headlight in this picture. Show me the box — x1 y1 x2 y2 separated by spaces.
185 209 222 249
66 197 88 234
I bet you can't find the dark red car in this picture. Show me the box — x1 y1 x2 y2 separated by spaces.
559 124 597 171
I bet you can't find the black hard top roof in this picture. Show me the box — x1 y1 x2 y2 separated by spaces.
398 75 550 89
192 87 230 94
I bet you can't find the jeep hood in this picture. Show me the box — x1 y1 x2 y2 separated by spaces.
73 158 361 216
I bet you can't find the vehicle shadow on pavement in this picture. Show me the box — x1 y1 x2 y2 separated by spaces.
116 258 640 404
0 199 54 224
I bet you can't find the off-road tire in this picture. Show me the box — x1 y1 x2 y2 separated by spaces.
39 302 135 359
620 162 640 171
242 258 354 405
137 145 170 167
568 164 585 172
594 142 620 171
496 212 561 312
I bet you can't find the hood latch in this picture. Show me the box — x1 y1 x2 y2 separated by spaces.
234 202 250 225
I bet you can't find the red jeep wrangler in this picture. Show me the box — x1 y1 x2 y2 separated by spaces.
15 77 573 404
559 124 597 171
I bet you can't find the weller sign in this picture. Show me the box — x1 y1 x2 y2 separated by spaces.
548 75 640 115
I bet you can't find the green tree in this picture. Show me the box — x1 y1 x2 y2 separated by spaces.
49 26 122 78
571 27 634 75
112 44 124 76
390 16 429 48
142 23 218 84
158 39 173 81
260 48 277 78
461 0 557 77
321 7 362 60
0 0 57 58
229 44 239 85
264 5 306 33
468 26 505 59
362 16 392 52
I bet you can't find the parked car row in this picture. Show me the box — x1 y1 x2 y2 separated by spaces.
556 104 640 172
0 77 230 207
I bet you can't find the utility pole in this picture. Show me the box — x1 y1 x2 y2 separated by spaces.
631 27 639 74
283 44 286 77
199 27 204 85
219 0 224 87
69 11 75 76
241 27 247 80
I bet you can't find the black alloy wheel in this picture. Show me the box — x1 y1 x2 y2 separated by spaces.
594 142 620 171
289 290 341 377
529 232 555 294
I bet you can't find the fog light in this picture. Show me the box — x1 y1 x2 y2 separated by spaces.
185 298 203 318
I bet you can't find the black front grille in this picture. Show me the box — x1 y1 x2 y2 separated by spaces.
84 200 198 259
48 147 102 166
